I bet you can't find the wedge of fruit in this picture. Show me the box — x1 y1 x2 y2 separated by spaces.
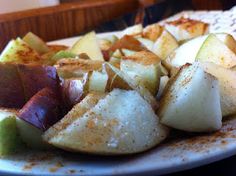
164 17 209 41
55 58 103 78
120 51 162 95
196 34 236 68
0 38 41 64
88 70 108 92
23 32 50 55
142 24 163 41
200 62 236 117
0 109 22 156
44 89 168 154
152 29 179 59
104 63 158 110
158 63 222 132
121 24 143 37
168 35 208 67
70 31 104 61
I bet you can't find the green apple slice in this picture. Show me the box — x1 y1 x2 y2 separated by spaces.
88 71 108 92
152 29 179 59
200 62 236 117
0 109 22 156
0 38 40 64
70 31 104 61
44 89 168 154
196 34 236 68
158 63 222 132
23 32 49 55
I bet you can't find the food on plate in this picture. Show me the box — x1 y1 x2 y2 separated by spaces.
70 31 104 61
44 89 168 154
168 33 236 67
18 88 62 131
158 63 222 132
142 24 163 41
200 62 236 117
55 58 103 78
61 74 89 108
120 51 162 95
1 16 236 156
23 32 50 55
196 34 236 68
0 63 60 108
0 109 22 156
121 24 143 37
88 70 108 92
0 38 41 64
152 29 179 59
164 17 209 41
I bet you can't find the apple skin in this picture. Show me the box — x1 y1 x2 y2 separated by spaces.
18 87 62 131
0 64 25 108
0 63 60 109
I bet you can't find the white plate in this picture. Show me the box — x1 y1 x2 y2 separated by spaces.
1 31 236 176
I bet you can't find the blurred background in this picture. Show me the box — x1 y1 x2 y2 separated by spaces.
0 0 235 51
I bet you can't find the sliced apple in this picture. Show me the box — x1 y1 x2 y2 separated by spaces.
196 34 236 68
104 63 158 110
168 35 208 67
109 35 146 52
152 29 179 59
23 32 50 55
142 24 163 41
70 31 104 61
0 63 60 108
61 74 89 108
55 58 103 78
216 33 236 54
0 109 22 156
164 17 209 41
0 38 41 64
121 24 143 37
44 89 168 154
43 92 106 143
156 76 169 100
88 70 108 92
136 38 154 51
18 88 62 131
120 51 161 95
158 63 222 132
200 62 236 117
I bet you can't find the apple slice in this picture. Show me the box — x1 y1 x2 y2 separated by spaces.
0 63 60 108
88 70 108 92
121 24 143 37
136 38 154 51
216 33 236 54
44 89 168 154
158 63 222 132
55 58 103 78
18 88 62 131
200 62 236 117
0 38 41 64
142 24 163 41
104 63 158 110
164 17 209 41
61 74 89 108
0 109 22 156
23 32 50 55
196 34 236 68
168 35 208 67
109 35 146 52
70 31 104 61
120 51 161 95
152 29 179 59
43 92 105 143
